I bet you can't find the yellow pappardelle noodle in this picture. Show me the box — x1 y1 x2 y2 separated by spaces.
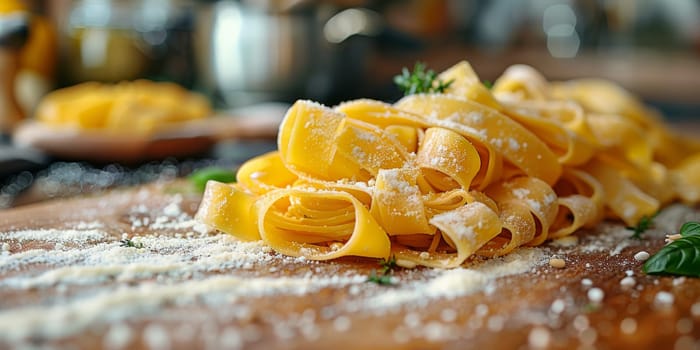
35 80 211 134
196 61 700 268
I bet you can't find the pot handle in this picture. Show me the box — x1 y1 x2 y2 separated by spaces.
322 7 424 50
322 8 383 44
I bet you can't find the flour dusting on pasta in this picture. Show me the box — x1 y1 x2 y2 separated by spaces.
196 61 700 268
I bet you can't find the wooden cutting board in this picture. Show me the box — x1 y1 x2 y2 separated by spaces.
0 181 699 349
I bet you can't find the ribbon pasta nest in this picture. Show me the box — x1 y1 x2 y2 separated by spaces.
196 61 700 268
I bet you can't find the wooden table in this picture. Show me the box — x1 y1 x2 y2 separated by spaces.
1 181 699 349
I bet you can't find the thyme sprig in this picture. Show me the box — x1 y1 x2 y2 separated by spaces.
379 255 397 275
367 255 398 286
367 270 394 285
119 238 144 249
627 213 657 239
394 62 453 96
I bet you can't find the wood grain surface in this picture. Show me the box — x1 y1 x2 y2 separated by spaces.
1 182 699 350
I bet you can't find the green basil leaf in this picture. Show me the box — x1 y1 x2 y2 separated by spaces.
680 221 700 237
189 167 237 193
643 235 700 277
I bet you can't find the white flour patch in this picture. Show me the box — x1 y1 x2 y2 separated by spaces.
0 235 281 288
0 228 109 244
0 274 366 343
362 248 548 310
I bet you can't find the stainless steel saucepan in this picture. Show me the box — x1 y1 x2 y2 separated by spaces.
194 1 383 107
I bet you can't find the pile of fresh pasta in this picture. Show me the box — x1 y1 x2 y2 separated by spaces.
35 80 211 134
196 61 700 268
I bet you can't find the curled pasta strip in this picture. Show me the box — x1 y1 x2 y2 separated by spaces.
393 201 502 268
595 153 674 205
338 99 503 190
423 189 474 214
277 100 345 180
503 106 596 166
334 118 411 177
504 100 598 145
370 168 432 235
550 169 605 237
477 201 535 257
416 127 481 191
486 176 559 246
237 151 297 195
551 79 700 166
586 113 653 168
438 61 502 110
256 189 391 260
492 64 551 101
196 181 260 242
550 79 660 127
584 157 659 227
385 125 420 153
336 99 426 129
550 195 598 238
293 177 374 207
396 94 562 185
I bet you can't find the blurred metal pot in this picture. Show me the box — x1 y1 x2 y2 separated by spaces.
58 0 197 87
194 1 383 107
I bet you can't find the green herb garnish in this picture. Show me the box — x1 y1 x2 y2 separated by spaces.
119 238 144 249
482 80 493 89
188 166 237 193
582 303 600 313
367 255 398 285
367 270 394 285
627 213 657 239
379 255 397 275
394 62 453 96
643 221 700 277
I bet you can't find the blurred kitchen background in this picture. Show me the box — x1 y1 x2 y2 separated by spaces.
1 0 700 207
18 0 700 113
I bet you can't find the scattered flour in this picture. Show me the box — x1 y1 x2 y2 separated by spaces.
0 199 696 348
0 270 366 343
0 228 109 244
363 248 547 310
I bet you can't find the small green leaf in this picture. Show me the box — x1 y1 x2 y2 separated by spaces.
379 255 397 275
680 221 700 237
394 62 453 96
627 213 657 239
189 167 237 193
119 238 144 249
482 80 493 89
367 270 394 285
643 235 700 277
